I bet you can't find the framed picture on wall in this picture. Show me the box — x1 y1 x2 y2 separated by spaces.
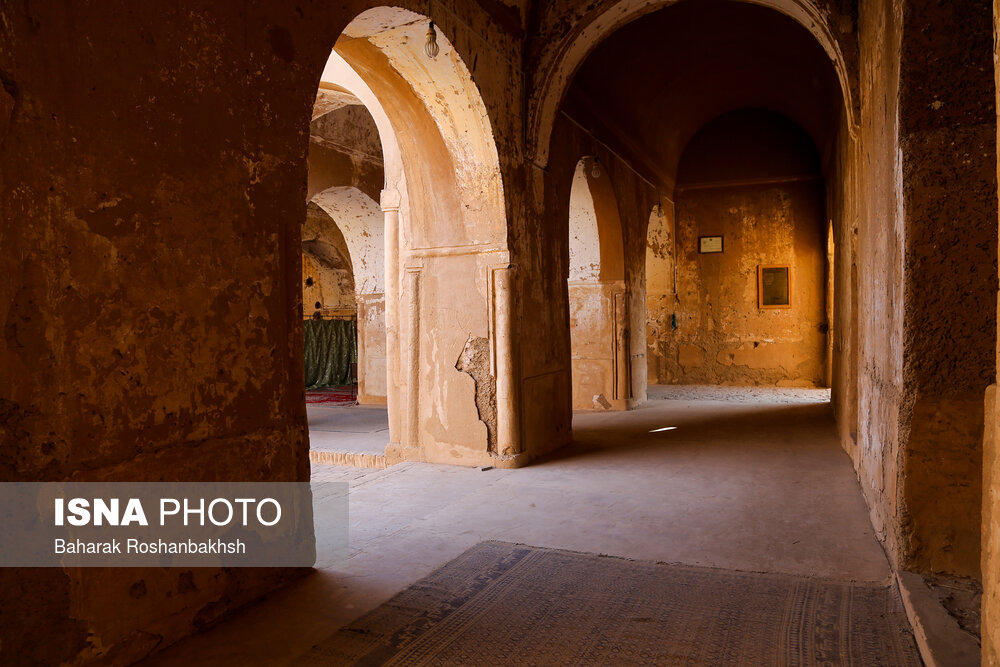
698 235 724 253
758 265 791 309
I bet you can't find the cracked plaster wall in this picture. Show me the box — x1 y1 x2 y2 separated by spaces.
302 203 356 316
663 180 827 387
455 335 497 452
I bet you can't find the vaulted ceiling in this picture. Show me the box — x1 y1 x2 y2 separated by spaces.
564 0 843 191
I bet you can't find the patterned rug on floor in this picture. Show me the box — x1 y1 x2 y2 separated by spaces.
297 541 921 666
305 386 357 405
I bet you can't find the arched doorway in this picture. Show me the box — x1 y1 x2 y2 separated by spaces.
307 7 520 467
567 157 628 410
302 202 359 395
648 108 829 387
310 187 386 403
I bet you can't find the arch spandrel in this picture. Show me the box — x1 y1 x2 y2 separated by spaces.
329 7 507 251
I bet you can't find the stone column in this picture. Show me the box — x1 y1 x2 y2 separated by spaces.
494 265 520 455
381 189 401 445
405 266 421 449
614 288 629 402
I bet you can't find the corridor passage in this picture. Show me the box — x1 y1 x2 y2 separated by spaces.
146 387 891 665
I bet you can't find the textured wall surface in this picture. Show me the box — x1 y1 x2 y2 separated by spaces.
851 0 997 580
0 0 528 663
896 0 996 577
568 158 628 410
853 0 907 577
662 181 827 387
302 204 356 315
647 109 828 387
985 4 1000 663
985 384 999 665
2 0 997 662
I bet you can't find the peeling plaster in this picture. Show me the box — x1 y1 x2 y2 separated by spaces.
454 335 497 453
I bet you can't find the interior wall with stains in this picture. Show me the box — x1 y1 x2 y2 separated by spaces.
0 1 529 663
645 201 676 382
984 5 1000 661
850 0 997 582
649 110 829 387
668 181 827 386
894 0 996 579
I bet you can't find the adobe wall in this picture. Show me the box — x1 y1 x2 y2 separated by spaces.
0 0 532 663
661 180 827 387
536 116 657 431
302 253 355 314
570 281 627 410
826 105 859 465
896 0 996 577
852 0 997 580
356 294 387 402
567 159 629 410
646 109 830 387
985 5 1000 663
307 103 384 202
645 202 677 382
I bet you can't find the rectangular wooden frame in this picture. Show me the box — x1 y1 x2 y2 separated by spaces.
758 265 791 309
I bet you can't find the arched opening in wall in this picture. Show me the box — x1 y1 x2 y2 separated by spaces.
306 86 384 404
656 109 830 390
567 157 628 411
310 188 386 404
305 72 389 463
545 0 846 411
303 7 514 471
538 0 991 628
302 202 359 400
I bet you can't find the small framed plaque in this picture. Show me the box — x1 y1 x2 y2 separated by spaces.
758 265 791 308
699 236 724 253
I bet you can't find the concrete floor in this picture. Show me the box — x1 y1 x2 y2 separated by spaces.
145 388 890 666
308 403 389 456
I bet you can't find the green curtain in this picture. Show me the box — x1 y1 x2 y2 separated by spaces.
303 319 357 389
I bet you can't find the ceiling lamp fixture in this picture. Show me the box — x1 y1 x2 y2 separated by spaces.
590 157 602 179
425 21 440 59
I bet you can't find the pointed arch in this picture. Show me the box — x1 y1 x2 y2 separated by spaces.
568 157 628 411
330 7 507 249
311 186 384 296
528 0 856 167
307 7 518 464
